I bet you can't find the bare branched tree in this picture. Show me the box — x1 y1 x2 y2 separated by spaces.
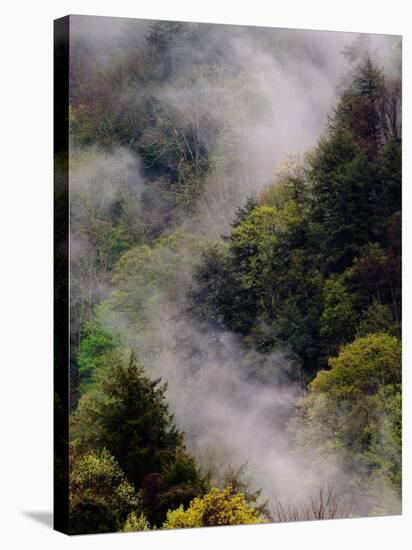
273 482 354 522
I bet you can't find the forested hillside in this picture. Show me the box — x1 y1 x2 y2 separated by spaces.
64 16 401 533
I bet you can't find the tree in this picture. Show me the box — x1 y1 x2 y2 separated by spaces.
72 351 205 524
145 21 193 82
374 138 401 226
273 483 352 522
77 321 116 393
332 57 386 157
347 240 400 335
222 463 271 520
68 147 142 403
191 242 259 335
362 386 402 490
163 486 264 529
229 205 278 277
290 334 402 506
69 449 139 534
228 195 325 370
309 130 374 272
122 511 150 532
357 300 396 338
307 60 400 274
347 243 389 306
319 274 356 356
310 333 401 400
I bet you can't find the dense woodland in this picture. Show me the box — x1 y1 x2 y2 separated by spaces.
63 18 401 533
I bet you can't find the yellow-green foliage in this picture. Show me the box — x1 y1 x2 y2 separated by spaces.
69 449 140 533
230 206 278 282
231 206 278 248
310 333 401 400
70 449 139 515
109 228 211 323
259 182 290 210
122 511 150 532
163 487 264 529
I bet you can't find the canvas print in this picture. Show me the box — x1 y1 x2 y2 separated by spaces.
54 15 402 535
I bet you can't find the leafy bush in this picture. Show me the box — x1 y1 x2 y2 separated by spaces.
163 487 264 528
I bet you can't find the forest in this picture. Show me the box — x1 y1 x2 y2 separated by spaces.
62 16 402 534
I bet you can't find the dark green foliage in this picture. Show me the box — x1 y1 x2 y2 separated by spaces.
192 59 401 377
72 351 205 525
319 274 357 356
309 131 377 272
333 57 386 156
192 240 260 336
73 351 180 486
70 497 118 535
373 138 402 237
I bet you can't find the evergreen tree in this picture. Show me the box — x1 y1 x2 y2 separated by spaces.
72 351 205 524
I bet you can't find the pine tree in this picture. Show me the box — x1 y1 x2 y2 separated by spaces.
72 351 205 524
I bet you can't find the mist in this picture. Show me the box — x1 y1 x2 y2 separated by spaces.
70 16 400 233
69 15 401 518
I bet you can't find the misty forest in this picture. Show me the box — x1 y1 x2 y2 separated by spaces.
63 17 401 534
